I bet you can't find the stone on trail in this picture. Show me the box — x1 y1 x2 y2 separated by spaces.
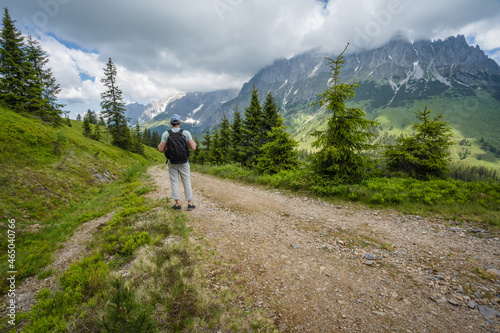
486 269 500 278
364 253 377 260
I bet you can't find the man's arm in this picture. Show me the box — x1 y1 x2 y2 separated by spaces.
188 140 196 151
158 142 166 152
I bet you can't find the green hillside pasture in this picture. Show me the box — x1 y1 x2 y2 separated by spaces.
141 113 171 137
0 106 163 294
291 112 329 151
291 88 500 170
373 89 500 169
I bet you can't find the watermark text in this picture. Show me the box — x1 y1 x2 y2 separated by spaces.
6 219 17 326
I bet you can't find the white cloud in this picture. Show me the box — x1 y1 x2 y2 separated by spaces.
460 21 500 50
6 0 500 116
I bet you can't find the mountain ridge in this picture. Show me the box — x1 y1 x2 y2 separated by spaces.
130 35 500 163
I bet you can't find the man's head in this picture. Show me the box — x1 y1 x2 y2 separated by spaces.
170 114 181 127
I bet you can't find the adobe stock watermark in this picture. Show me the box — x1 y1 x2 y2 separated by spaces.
22 0 72 30
213 0 244 21
352 0 406 50
6 219 17 327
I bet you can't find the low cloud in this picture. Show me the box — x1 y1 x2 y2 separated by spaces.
6 0 500 114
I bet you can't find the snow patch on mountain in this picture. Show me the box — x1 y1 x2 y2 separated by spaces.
309 62 322 78
430 69 452 86
412 62 424 80
192 104 204 115
184 117 200 125
136 92 186 124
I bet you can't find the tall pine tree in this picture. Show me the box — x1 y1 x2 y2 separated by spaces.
261 91 281 144
218 114 231 163
310 45 378 184
230 106 245 164
199 129 213 165
24 36 44 116
0 9 61 123
85 109 98 124
151 130 161 148
256 113 299 175
82 116 92 137
0 7 27 112
100 58 131 150
211 126 222 164
141 128 152 147
93 122 101 141
131 121 144 156
25 36 62 124
241 85 264 166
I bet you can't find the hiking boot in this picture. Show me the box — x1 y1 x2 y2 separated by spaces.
172 204 182 211
187 204 196 211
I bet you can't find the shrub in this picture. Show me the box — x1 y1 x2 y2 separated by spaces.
384 107 453 180
18 254 109 332
99 278 155 332
121 163 148 182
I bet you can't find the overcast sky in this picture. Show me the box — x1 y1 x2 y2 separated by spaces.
5 0 500 117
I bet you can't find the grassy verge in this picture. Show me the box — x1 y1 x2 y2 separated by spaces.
1 166 276 332
0 106 163 295
192 163 500 227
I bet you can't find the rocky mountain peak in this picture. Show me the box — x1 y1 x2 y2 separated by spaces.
134 35 500 135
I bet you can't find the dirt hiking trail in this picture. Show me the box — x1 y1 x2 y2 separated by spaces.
150 165 500 332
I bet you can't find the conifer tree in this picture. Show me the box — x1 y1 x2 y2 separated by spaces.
190 137 201 163
93 122 101 141
211 126 222 164
310 45 378 184
151 130 161 148
0 7 27 111
141 128 152 147
384 106 453 180
218 114 231 163
100 58 131 150
24 36 44 115
85 109 97 124
40 64 63 123
25 36 62 124
76 114 82 121
256 114 299 174
241 85 264 166
82 116 92 137
0 8 61 123
261 91 281 143
199 129 213 164
132 121 144 155
230 106 245 164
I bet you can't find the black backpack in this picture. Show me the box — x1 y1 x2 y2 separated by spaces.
164 129 190 164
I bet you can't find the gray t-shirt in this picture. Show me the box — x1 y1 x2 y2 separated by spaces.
160 127 193 143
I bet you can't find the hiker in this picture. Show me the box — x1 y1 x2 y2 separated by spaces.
158 114 197 211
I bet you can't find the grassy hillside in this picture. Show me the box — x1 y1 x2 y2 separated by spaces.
0 106 163 293
0 107 275 332
0 107 163 221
